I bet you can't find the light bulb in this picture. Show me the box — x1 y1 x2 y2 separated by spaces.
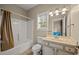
56 13 59 16
62 8 67 12
62 11 66 14
49 12 53 15
55 10 59 13
55 9 59 16
50 14 54 16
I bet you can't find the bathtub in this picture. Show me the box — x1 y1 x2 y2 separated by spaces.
0 40 33 55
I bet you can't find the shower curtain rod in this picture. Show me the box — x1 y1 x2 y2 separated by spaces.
0 8 31 20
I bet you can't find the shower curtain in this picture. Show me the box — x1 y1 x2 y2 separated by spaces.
1 10 14 51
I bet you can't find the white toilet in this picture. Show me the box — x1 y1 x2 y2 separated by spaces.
32 44 41 55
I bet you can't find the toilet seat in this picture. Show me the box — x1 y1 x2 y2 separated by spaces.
32 44 41 55
32 44 41 51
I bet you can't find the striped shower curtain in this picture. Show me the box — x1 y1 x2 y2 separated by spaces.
1 10 14 51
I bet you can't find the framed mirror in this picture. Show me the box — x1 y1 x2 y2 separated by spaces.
52 15 67 36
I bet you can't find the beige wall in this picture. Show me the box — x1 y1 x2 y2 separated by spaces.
0 4 28 22
27 4 71 43
0 4 27 16
70 5 79 43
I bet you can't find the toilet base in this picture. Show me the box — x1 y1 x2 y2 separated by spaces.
33 52 40 55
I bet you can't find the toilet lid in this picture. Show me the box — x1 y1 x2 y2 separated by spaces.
32 44 41 50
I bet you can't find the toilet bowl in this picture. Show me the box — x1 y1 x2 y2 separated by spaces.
32 44 41 55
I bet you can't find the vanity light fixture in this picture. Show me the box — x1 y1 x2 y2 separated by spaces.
49 8 68 16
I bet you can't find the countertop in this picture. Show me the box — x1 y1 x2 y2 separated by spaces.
38 36 78 47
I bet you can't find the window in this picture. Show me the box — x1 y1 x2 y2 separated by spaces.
37 12 48 30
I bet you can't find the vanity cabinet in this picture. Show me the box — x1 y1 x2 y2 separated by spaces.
49 42 63 49
37 38 54 55
42 45 54 55
37 37 77 55
42 40 70 55
37 37 44 44
37 38 63 55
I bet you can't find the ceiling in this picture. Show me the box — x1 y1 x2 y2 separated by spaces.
17 4 38 11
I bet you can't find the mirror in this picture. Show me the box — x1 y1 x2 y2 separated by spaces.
53 20 63 36
52 15 68 36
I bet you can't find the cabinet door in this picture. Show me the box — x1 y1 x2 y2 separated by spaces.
42 45 54 55
57 50 71 55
